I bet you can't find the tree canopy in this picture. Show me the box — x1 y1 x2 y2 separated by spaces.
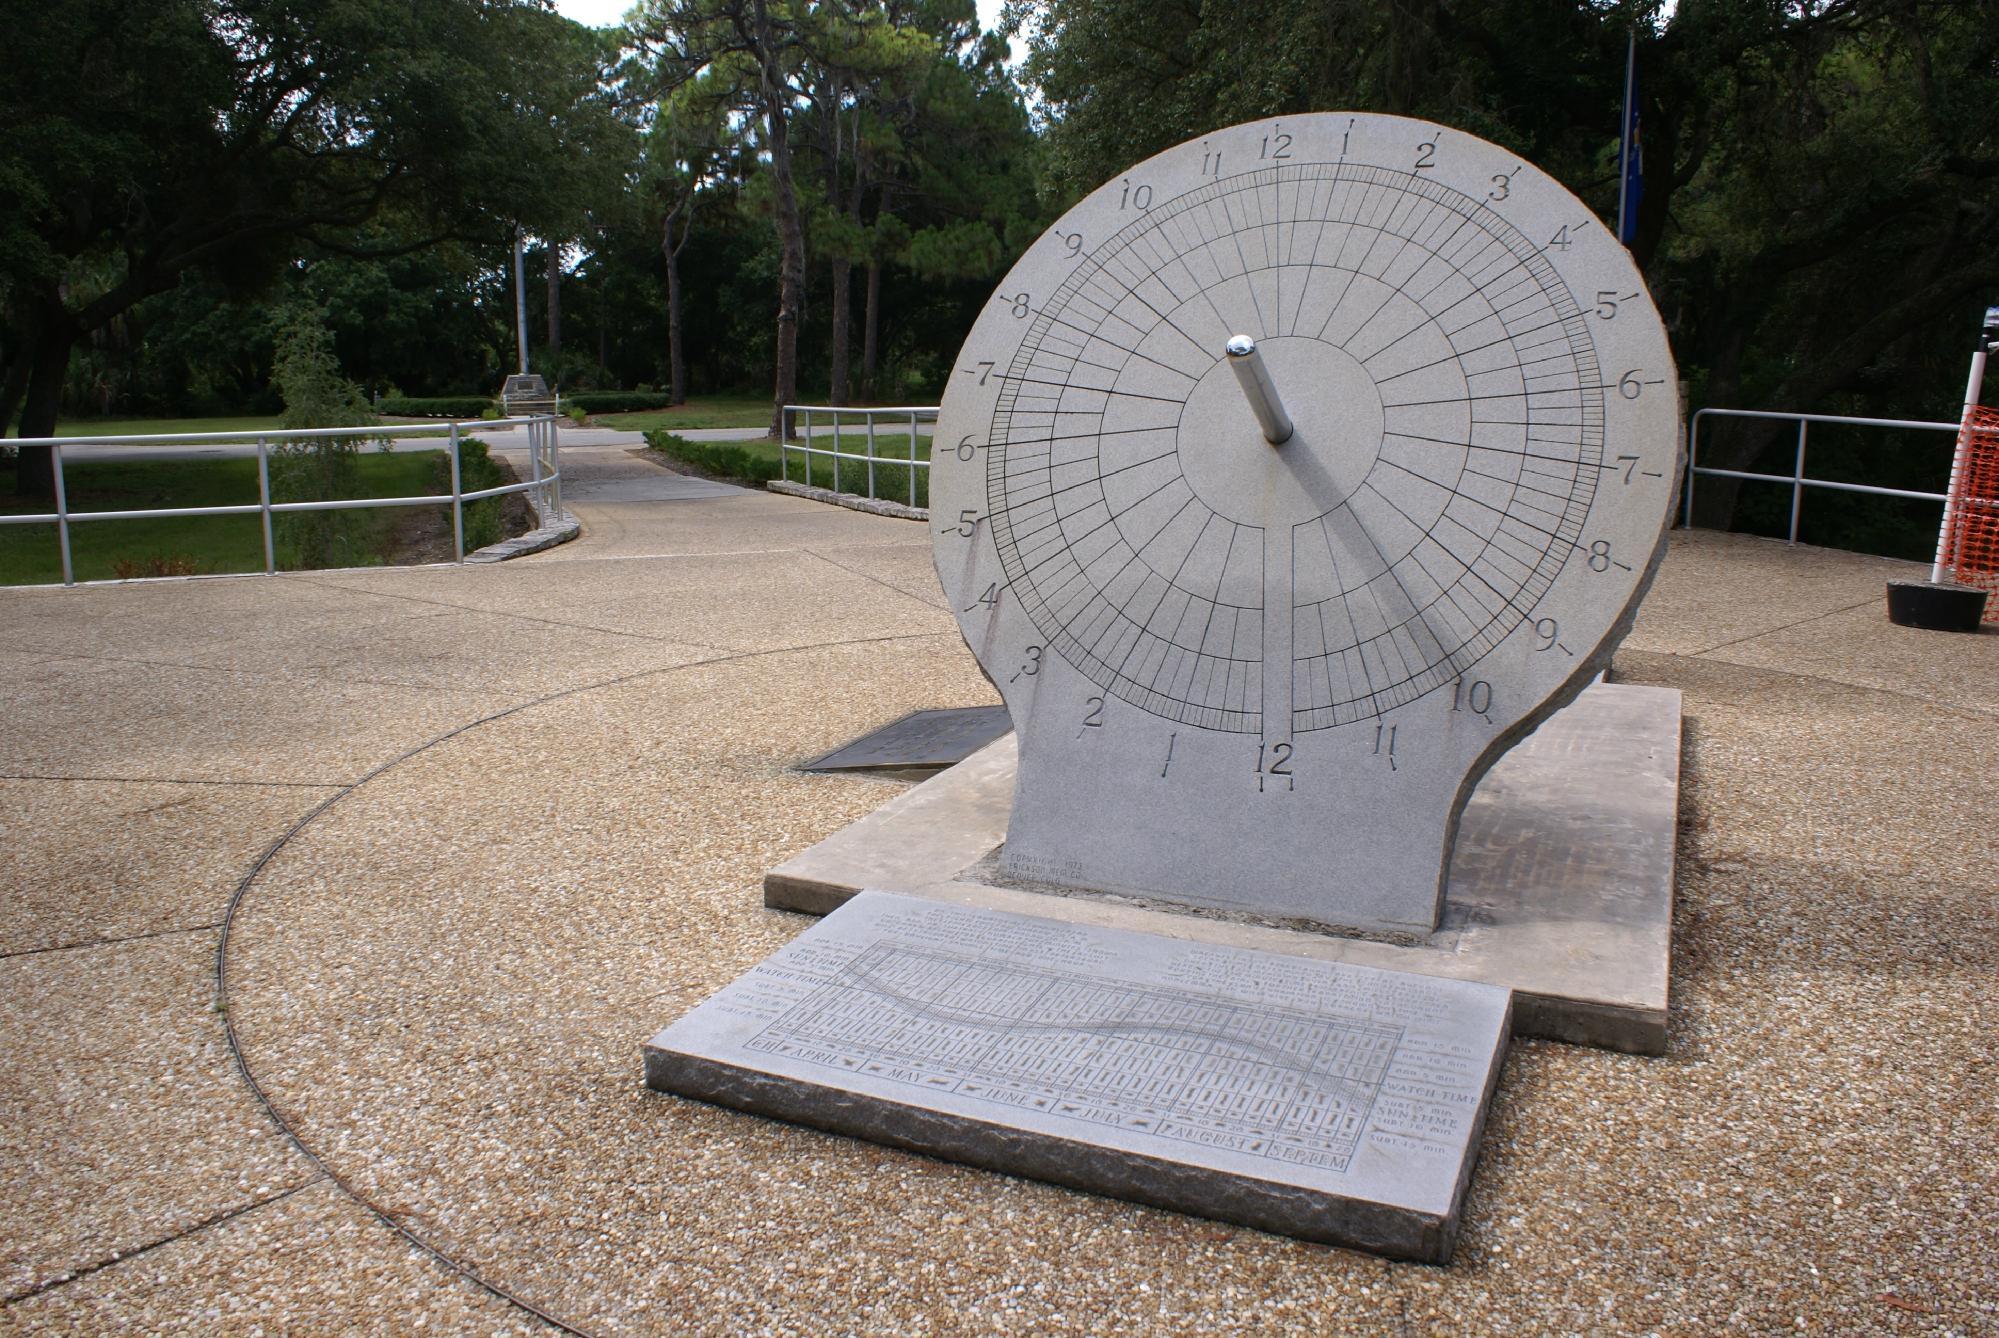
6 0 1995 553
0 0 610 488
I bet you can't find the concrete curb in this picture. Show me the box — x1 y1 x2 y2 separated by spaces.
464 489 580 564
767 478 927 522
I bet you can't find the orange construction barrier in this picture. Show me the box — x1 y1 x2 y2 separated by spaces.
1937 405 1999 622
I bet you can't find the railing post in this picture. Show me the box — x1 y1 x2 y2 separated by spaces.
866 411 877 500
909 412 918 507
529 419 544 522
257 437 275 574
802 407 812 487
1789 419 1808 544
52 443 72 586
832 410 841 496
1683 412 1700 529
449 420 464 563
546 417 561 521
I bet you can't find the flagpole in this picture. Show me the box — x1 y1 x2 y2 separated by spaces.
513 225 530 375
1617 23 1637 244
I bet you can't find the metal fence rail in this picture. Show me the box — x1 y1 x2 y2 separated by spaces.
779 405 938 508
1684 407 1959 542
1 415 561 585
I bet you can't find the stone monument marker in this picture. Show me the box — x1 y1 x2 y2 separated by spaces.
929 112 1680 936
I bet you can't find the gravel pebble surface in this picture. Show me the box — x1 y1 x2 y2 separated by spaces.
0 936 312 1300
3 1179 540 1335
2 447 1993 1334
0 779 336 954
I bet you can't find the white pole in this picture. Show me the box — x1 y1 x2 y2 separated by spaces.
513 226 530 375
1931 346 1988 582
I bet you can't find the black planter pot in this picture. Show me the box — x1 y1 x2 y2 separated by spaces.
1885 579 1989 632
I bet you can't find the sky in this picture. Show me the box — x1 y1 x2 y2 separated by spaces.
552 0 629 25
553 0 1011 36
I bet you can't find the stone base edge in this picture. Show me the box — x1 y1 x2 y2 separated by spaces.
464 515 580 563
767 479 927 522
644 1047 1469 1264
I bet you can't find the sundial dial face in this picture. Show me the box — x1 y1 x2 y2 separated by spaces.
932 113 1680 936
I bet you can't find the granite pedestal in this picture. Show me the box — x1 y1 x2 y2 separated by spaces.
769 681 1681 1054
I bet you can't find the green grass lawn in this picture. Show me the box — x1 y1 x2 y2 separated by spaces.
40 413 427 440
594 396 776 432
649 428 935 507
596 396 941 434
0 449 452 584
51 414 287 439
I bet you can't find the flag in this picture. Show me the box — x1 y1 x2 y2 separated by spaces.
1618 32 1644 247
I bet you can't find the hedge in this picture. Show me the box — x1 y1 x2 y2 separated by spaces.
379 395 494 418
567 391 676 413
643 430 781 485
382 391 679 417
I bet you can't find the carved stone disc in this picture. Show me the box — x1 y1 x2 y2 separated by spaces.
931 113 1680 935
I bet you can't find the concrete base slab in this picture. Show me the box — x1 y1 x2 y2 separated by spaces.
646 890 1512 1263
767 682 1681 1055
801 705 1013 773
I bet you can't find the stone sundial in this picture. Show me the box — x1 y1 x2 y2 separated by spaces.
931 112 1681 937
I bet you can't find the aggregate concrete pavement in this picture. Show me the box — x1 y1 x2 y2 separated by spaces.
1 444 1993 1335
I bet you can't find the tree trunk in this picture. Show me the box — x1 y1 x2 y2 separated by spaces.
664 220 687 407
829 258 852 405
13 306 76 499
0 350 30 442
545 241 563 368
861 259 881 402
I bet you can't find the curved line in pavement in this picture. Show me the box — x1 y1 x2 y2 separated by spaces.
213 630 952 1336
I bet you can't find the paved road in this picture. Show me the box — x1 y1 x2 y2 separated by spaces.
0 483 1992 1332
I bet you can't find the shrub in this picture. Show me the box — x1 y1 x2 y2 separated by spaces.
379 395 495 418
644 430 781 485
269 309 373 569
440 436 509 551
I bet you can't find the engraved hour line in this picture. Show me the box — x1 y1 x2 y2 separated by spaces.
1107 498 1208 687
1059 266 1212 361
1220 191 1274 335
1046 492 1225 642
1361 271 1570 375
1026 293 1212 384
1034 504 1254 638
1383 388 1596 410
1324 489 1459 703
1332 206 1493 339
1150 202 1264 341
1000 375 1189 406
1358 478 1552 620
1385 430 1601 477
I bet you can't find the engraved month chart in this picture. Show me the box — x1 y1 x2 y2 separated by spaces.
748 941 1402 1172
651 894 1511 1203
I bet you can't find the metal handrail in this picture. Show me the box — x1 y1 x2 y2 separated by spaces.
1683 407 1959 542
780 404 938 509
1 415 561 585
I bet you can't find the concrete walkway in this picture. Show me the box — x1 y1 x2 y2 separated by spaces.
1 446 1993 1334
